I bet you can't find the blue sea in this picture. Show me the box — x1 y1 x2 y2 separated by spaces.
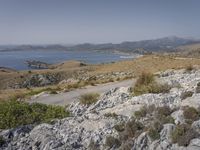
0 50 137 70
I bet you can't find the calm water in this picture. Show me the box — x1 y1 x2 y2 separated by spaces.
0 50 136 70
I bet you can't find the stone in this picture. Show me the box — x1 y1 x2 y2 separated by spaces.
171 110 185 125
3 69 200 149
192 120 200 134
132 132 151 150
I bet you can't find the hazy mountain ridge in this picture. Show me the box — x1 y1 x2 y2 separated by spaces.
0 36 199 54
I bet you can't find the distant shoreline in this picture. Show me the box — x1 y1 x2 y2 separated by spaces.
0 50 140 71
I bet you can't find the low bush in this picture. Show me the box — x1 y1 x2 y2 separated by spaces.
118 139 133 150
148 121 163 140
183 107 199 123
157 106 172 116
0 136 5 147
132 72 171 95
155 106 174 124
0 100 70 129
180 91 193 100
114 123 125 132
105 136 121 148
125 120 144 137
79 93 100 105
148 128 160 140
104 112 118 118
135 72 155 86
171 124 199 146
119 120 144 141
134 106 148 119
185 65 194 72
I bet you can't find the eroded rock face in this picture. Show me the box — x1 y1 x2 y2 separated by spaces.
22 74 61 88
2 69 200 149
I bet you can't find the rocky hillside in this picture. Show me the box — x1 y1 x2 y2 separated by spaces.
2 68 200 149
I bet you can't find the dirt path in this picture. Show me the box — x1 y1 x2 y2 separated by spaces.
30 79 134 106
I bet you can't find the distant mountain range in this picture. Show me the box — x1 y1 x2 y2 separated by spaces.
0 36 199 54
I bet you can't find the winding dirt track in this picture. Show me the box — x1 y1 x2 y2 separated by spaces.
30 79 134 106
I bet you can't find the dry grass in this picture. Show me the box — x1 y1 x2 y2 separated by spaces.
131 72 171 95
79 93 100 105
0 85 63 101
91 55 200 75
2 55 200 100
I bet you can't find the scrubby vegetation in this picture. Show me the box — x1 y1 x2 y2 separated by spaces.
134 107 148 119
155 106 174 124
102 105 200 148
104 112 118 118
148 121 163 140
133 105 200 146
26 87 61 96
134 105 174 124
180 91 193 100
0 136 5 147
119 120 144 141
132 72 171 95
105 136 121 148
114 122 125 132
185 65 194 72
133 105 174 141
171 124 199 146
183 107 199 124
79 93 100 105
0 100 70 129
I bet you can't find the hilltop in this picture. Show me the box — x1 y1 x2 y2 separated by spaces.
175 43 200 58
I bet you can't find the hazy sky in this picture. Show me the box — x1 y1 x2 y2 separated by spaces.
0 0 200 44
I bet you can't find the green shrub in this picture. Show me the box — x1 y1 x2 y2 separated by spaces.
183 107 199 123
149 83 171 94
105 136 121 148
134 105 156 119
157 106 172 116
171 124 199 146
119 140 133 150
119 120 144 141
134 107 148 119
155 106 174 124
135 72 155 86
104 112 118 118
79 93 100 105
0 100 70 129
132 72 171 95
0 136 5 147
148 128 160 140
148 121 163 140
114 123 125 132
180 91 193 100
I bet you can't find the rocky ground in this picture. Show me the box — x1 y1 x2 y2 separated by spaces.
2 68 200 149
